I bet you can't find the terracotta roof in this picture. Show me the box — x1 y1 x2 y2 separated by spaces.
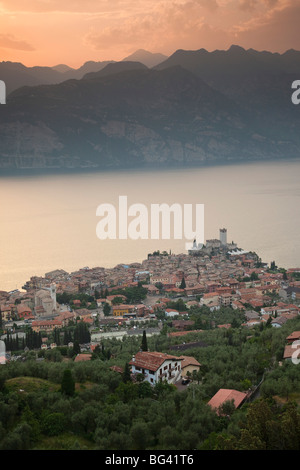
208 389 247 412
286 331 300 342
168 330 202 337
179 355 201 368
74 353 92 362
129 351 182 371
32 320 62 326
283 344 295 359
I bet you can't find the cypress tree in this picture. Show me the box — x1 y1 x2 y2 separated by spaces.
141 330 148 351
122 362 132 383
61 369 75 396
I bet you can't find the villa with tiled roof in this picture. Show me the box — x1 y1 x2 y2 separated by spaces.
129 351 183 385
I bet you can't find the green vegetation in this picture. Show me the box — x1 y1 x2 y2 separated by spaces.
0 313 300 450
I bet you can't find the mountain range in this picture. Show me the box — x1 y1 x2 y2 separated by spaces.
0 46 299 171
0 49 168 95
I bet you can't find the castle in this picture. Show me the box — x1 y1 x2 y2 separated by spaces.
188 228 237 256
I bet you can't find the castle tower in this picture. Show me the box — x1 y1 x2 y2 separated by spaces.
219 228 227 246
50 283 57 309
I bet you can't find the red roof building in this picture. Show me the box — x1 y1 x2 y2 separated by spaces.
129 351 183 385
208 388 247 414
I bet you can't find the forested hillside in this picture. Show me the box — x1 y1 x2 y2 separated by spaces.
0 315 300 450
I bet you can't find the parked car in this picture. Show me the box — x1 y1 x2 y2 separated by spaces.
181 378 190 385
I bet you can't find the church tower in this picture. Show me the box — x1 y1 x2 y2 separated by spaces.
219 228 227 246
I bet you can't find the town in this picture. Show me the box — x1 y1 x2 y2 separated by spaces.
1 228 300 450
1 228 299 366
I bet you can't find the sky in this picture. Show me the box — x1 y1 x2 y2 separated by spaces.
0 0 299 68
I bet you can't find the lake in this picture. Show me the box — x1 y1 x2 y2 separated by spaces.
0 159 299 292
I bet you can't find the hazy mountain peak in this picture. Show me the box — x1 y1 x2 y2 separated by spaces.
51 64 74 73
228 44 246 53
122 49 168 67
83 61 148 80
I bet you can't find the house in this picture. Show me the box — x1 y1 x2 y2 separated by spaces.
74 308 93 321
55 311 75 326
283 344 300 362
145 284 159 295
112 304 136 317
271 316 288 328
179 355 201 378
172 320 195 330
32 319 62 333
285 287 300 301
74 353 92 362
110 365 123 374
168 330 202 338
286 331 300 343
165 308 180 318
231 300 245 310
129 351 183 385
244 310 260 322
17 304 32 318
208 388 247 415
219 293 233 307
200 292 219 307
0 304 13 321
184 284 205 296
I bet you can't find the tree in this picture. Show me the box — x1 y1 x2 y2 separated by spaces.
141 330 148 351
130 420 151 450
180 277 186 289
61 368 75 397
41 412 67 436
270 261 277 271
73 321 90 343
103 303 111 316
122 362 132 383
73 340 81 355
250 272 258 281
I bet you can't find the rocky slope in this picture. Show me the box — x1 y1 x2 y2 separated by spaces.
0 48 299 171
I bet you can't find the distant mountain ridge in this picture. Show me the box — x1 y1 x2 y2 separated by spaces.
0 49 168 95
122 49 168 67
0 45 299 172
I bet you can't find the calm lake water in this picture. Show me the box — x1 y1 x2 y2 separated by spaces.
0 160 299 292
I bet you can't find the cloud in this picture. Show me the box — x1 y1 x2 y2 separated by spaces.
0 0 299 66
0 0 150 13
239 0 259 11
195 0 219 11
233 2 300 51
0 33 35 50
84 2 232 55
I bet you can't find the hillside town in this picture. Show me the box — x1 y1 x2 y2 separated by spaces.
1 229 299 369
1 227 300 452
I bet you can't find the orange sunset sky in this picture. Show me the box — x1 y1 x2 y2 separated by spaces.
0 0 299 68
